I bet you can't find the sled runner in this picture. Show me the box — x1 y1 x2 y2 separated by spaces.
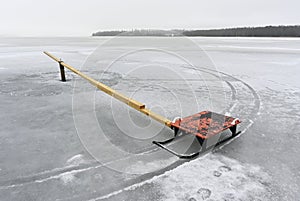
44 51 241 159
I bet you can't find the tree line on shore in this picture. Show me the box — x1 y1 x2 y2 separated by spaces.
92 25 300 37
183 25 300 37
92 29 182 36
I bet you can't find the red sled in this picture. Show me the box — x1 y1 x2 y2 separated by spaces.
153 111 241 159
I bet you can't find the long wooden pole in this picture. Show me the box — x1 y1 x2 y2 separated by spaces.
44 51 172 128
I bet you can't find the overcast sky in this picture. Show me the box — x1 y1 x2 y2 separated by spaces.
0 0 299 36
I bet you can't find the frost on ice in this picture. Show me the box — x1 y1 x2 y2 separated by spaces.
154 154 273 201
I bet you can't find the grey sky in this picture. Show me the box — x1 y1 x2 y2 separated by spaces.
1 0 299 36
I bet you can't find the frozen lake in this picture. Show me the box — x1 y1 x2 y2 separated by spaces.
0 37 299 200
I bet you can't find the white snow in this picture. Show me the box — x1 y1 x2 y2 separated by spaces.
66 154 86 167
155 154 272 201
124 157 177 174
59 172 76 184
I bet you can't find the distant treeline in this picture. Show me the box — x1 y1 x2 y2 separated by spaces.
92 26 300 37
183 26 300 37
92 29 183 37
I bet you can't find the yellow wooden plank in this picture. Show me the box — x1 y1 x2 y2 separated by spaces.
44 51 172 127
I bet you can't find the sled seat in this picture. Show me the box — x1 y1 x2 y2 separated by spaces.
171 111 241 140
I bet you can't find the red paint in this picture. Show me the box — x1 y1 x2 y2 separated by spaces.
171 111 241 139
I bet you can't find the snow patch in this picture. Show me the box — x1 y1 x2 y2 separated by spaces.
224 112 231 116
156 154 272 201
124 157 177 174
66 154 85 167
59 172 76 184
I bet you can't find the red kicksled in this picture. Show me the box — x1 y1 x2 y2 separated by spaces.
153 111 241 159
44 51 241 159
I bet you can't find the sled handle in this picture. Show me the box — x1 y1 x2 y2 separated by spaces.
44 51 172 127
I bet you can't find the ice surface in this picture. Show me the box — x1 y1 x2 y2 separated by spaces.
0 37 299 200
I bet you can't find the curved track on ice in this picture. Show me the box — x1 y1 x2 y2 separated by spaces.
0 68 261 201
